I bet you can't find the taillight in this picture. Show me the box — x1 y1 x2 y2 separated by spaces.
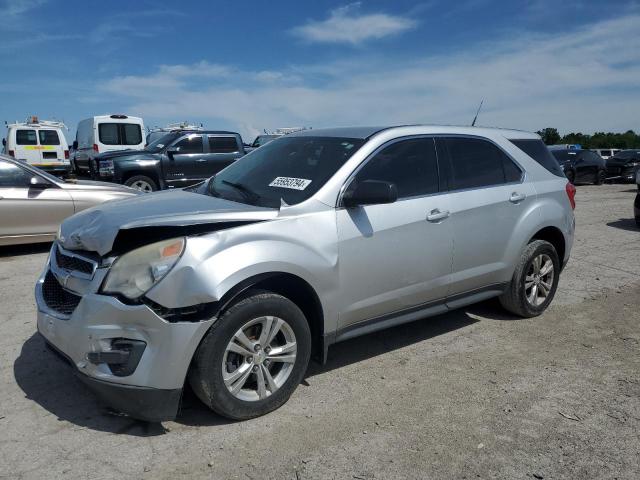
93 144 99 153
64 150 69 159
8 150 15 157
565 182 576 210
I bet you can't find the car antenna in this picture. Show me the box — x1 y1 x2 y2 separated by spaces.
471 99 484 127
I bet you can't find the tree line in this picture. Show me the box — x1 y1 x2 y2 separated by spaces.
536 128 640 149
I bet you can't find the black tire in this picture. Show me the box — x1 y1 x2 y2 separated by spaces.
595 169 606 185
188 290 311 420
566 170 575 184
499 240 560 318
124 175 158 192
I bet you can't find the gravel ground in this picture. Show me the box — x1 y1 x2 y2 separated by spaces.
0 184 638 480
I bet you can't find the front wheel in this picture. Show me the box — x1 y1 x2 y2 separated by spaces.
595 169 606 185
499 240 560 317
189 290 311 420
124 175 158 192
565 170 575 184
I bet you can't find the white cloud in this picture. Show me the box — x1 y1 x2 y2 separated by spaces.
291 3 417 45
0 0 47 17
97 13 640 140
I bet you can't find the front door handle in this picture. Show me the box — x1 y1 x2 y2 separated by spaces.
195 158 208 163
427 209 450 222
509 192 526 203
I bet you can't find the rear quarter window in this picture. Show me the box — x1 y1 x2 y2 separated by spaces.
511 139 565 177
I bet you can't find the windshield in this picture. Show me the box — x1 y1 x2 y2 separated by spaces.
145 132 181 153
203 136 365 208
612 150 640 160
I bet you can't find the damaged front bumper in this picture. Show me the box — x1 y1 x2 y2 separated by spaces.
35 244 215 421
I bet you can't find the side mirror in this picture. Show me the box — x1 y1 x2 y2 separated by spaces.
30 176 52 189
343 180 398 208
72 140 78 150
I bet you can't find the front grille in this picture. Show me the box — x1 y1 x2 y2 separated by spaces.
41 270 82 316
55 246 95 275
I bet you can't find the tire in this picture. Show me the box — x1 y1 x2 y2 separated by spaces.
188 290 312 420
124 175 158 192
566 170 575 184
499 240 560 318
595 169 606 185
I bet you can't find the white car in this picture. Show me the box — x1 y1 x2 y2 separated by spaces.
73 115 145 173
3 117 70 176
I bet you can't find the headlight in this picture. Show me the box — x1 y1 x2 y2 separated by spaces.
102 237 185 300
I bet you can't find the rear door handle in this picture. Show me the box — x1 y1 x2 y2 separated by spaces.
509 192 526 203
426 209 450 222
195 158 208 163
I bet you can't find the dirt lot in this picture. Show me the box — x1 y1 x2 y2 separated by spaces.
1 184 638 480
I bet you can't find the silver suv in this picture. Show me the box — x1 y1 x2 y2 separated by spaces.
35 126 575 422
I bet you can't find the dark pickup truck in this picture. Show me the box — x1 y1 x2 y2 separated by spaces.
90 130 246 191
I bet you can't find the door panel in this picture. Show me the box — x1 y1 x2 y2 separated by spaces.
165 134 205 185
0 161 73 238
205 136 242 177
337 195 453 327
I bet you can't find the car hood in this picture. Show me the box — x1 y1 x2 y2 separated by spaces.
607 157 637 167
59 179 139 193
58 189 277 255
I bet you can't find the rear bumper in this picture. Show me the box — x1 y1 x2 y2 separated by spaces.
43 337 182 422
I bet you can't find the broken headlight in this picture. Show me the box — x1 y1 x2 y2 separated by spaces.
102 237 185 300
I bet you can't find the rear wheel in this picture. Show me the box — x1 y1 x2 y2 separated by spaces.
499 240 560 318
595 169 606 185
124 175 157 192
189 290 311 420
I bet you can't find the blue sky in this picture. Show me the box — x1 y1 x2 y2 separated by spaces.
1 0 639 141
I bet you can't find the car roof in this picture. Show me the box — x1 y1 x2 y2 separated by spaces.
288 125 539 140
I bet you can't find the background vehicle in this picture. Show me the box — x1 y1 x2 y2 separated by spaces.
635 170 640 227
146 122 203 146
606 149 640 183
38 125 574 422
73 115 145 174
2 117 70 177
91 130 246 191
0 154 137 246
246 128 310 152
593 148 620 160
550 148 606 184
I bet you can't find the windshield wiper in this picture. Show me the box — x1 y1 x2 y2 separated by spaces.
221 180 261 204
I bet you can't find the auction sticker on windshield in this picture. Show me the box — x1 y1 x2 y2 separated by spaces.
269 177 312 190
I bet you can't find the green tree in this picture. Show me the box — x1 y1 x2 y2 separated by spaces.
537 128 561 145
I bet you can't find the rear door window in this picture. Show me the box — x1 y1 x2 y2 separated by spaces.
173 135 204 154
209 136 239 153
98 124 120 145
445 137 520 190
511 139 565 177
121 124 142 145
38 130 60 145
353 138 440 199
16 129 37 145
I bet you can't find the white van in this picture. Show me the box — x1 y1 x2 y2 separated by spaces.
2 117 70 176
593 148 621 160
73 115 145 173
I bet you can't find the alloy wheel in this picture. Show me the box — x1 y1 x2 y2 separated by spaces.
524 253 554 306
130 180 153 192
222 316 297 402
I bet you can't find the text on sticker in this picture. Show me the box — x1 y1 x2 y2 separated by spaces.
269 177 312 190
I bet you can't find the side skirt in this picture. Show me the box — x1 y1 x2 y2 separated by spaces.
320 282 508 364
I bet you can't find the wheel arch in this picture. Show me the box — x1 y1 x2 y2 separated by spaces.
529 226 566 268
212 272 326 362
121 168 161 189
